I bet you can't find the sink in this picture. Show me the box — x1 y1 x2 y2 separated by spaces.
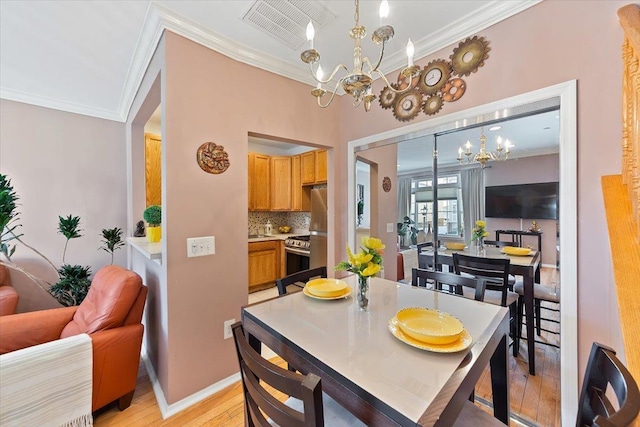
248 234 265 238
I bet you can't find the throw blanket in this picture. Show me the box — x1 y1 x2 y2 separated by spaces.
0 334 93 427
401 249 419 284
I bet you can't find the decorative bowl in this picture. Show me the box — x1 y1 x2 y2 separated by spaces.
444 242 467 251
501 246 531 256
278 226 291 233
305 278 348 297
396 307 464 345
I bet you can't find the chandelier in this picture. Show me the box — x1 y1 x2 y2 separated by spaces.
300 0 420 112
457 127 513 168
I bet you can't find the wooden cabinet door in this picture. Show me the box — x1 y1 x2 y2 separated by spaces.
315 149 327 183
248 241 279 291
252 153 271 211
271 156 292 210
145 133 162 207
301 151 316 185
291 155 302 211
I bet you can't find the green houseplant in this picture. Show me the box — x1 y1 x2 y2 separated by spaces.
100 227 124 265
397 216 418 246
143 205 161 243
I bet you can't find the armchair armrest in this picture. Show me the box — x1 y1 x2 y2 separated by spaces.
90 324 144 411
0 306 77 354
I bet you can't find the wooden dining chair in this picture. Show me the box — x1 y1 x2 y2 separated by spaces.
577 342 640 427
411 268 487 302
453 253 519 357
276 266 327 296
483 240 519 288
232 322 365 427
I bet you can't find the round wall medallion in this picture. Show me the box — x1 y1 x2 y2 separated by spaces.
197 142 230 174
382 176 392 193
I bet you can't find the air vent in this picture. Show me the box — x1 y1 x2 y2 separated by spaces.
242 0 336 49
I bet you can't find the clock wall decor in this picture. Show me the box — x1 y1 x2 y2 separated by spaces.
380 36 490 122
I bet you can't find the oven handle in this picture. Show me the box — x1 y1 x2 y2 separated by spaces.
285 247 311 257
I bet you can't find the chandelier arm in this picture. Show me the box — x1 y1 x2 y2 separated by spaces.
316 79 343 108
309 62 350 85
372 69 418 94
370 41 386 72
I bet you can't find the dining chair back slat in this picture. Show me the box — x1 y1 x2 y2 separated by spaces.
577 342 640 427
276 267 327 296
411 268 487 302
453 253 510 307
483 240 520 248
232 322 323 427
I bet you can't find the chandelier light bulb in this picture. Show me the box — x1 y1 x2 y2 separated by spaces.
306 21 315 49
496 136 503 148
406 39 415 67
465 140 472 153
505 139 512 153
379 0 389 25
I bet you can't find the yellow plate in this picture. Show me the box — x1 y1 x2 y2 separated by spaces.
396 307 464 345
501 246 532 256
444 242 467 251
305 278 349 297
303 286 351 300
388 316 472 353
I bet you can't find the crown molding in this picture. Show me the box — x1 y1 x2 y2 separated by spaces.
0 87 123 122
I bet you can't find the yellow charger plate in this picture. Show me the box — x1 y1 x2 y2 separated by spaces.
305 278 349 297
501 246 532 256
444 242 467 251
396 307 464 345
303 286 352 300
388 316 472 353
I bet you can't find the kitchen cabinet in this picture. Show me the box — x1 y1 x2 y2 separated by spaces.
248 153 271 211
145 133 162 207
270 156 292 210
301 149 328 185
291 155 302 211
248 240 282 292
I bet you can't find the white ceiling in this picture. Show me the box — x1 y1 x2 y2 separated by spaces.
0 0 539 122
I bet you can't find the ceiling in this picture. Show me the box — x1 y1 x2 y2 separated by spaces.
0 0 539 122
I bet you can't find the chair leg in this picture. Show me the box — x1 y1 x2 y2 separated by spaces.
535 299 542 336
509 303 518 357
518 296 524 346
118 391 135 411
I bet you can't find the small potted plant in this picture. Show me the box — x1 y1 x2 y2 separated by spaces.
143 205 162 243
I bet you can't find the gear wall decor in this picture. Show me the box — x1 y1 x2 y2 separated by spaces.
197 142 230 174
379 36 490 122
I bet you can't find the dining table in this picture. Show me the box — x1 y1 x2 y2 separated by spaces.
420 245 541 375
241 275 511 426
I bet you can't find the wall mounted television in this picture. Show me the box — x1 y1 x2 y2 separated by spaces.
485 182 559 220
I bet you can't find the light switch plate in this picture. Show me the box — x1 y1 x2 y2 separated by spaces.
387 223 394 232
187 236 215 257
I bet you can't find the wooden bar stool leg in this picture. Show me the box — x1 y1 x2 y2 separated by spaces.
535 299 542 336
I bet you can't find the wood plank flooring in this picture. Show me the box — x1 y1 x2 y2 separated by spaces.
95 267 561 427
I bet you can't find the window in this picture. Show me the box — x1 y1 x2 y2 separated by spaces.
410 174 463 237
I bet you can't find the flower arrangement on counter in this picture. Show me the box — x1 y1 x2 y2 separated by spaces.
335 237 385 310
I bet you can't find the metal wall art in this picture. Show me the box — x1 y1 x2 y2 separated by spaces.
382 176 392 193
379 36 490 122
197 142 230 174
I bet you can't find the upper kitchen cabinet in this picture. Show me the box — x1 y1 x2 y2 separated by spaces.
145 133 162 207
301 149 327 185
270 156 292 210
291 155 302 211
248 152 271 211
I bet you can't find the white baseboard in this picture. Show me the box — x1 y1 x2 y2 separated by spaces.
140 349 241 419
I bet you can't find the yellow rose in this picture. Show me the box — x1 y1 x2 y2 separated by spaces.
353 251 373 265
361 262 381 277
475 220 486 227
362 236 386 251
483 231 489 237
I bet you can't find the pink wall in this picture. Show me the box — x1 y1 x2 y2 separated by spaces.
334 0 626 383
484 154 559 265
0 99 127 312
157 32 341 403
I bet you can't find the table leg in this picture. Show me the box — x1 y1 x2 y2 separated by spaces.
490 334 510 423
524 275 536 375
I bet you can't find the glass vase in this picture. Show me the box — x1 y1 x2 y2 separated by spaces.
476 238 485 253
357 276 370 311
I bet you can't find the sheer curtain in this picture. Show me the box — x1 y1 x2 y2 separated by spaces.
461 168 484 242
397 177 412 222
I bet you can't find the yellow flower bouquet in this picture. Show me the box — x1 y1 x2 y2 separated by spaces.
471 220 489 251
335 237 385 310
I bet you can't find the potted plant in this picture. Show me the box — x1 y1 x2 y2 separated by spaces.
143 205 161 243
397 216 418 246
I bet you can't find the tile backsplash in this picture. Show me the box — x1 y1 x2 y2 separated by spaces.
248 212 310 235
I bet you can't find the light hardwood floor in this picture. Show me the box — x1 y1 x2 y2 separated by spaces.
95 267 561 427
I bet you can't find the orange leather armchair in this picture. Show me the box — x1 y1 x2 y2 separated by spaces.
0 265 147 412
0 265 19 316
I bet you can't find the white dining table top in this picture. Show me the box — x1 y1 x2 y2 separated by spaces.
243 276 508 424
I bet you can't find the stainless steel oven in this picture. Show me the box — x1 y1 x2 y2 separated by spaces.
284 236 310 275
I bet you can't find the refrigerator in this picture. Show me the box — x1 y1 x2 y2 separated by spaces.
309 188 328 269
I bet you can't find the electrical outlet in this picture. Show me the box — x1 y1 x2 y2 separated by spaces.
387 223 394 232
224 319 235 340
187 236 215 257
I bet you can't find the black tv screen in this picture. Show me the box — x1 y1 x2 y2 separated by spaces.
485 182 559 220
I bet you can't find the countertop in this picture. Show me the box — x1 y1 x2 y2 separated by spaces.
248 231 309 243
